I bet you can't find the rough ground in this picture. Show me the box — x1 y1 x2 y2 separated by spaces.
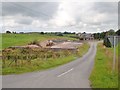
51 42 82 49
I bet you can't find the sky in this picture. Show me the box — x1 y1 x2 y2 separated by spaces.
1 1 118 33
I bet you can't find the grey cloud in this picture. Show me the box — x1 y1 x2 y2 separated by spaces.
1 2 118 33
15 17 33 25
84 21 102 26
2 2 59 20
93 2 118 14
82 2 118 27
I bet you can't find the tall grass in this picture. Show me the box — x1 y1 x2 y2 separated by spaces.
2 55 76 75
2 43 90 75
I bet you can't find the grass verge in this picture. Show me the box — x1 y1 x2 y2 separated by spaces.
89 43 118 88
2 55 76 75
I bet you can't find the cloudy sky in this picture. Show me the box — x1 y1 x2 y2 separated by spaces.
1 2 118 33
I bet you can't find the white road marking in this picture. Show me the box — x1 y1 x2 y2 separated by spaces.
57 68 74 77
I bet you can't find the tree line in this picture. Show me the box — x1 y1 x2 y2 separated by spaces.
93 29 120 40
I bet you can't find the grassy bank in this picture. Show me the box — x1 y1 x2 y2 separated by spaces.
2 33 77 49
89 43 118 88
2 55 76 75
2 42 89 75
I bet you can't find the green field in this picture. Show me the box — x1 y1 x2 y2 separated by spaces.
2 33 77 49
89 43 118 88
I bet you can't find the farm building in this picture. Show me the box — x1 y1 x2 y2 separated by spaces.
76 32 94 40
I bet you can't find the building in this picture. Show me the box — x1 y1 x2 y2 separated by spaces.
76 32 94 40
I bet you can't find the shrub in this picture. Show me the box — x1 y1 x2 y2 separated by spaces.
103 37 112 47
28 40 40 46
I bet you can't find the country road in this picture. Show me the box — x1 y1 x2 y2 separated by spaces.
2 41 97 88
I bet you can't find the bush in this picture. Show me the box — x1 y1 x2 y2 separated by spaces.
28 40 40 46
6 31 11 33
103 37 112 47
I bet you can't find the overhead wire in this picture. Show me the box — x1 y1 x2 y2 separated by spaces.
2 2 77 32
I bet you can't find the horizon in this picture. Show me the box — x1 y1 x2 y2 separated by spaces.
2 29 118 34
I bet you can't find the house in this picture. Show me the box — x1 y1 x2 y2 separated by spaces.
76 32 94 40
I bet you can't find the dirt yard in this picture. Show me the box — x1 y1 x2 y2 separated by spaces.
50 41 83 49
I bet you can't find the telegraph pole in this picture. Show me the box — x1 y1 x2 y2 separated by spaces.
112 36 116 72
108 36 119 72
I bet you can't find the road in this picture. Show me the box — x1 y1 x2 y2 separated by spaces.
2 41 97 88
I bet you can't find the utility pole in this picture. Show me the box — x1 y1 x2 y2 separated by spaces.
108 36 119 72
112 36 116 72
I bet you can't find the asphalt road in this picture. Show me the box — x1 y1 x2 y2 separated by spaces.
2 41 97 88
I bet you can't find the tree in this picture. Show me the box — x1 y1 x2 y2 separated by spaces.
40 32 44 35
103 37 111 47
116 29 120 35
93 33 100 39
107 29 115 35
63 31 72 34
6 31 11 33
63 31 68 34
83 32 86 34
12 31 16 34
72 32 76 34
100 32 106 39
56 32 63 36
